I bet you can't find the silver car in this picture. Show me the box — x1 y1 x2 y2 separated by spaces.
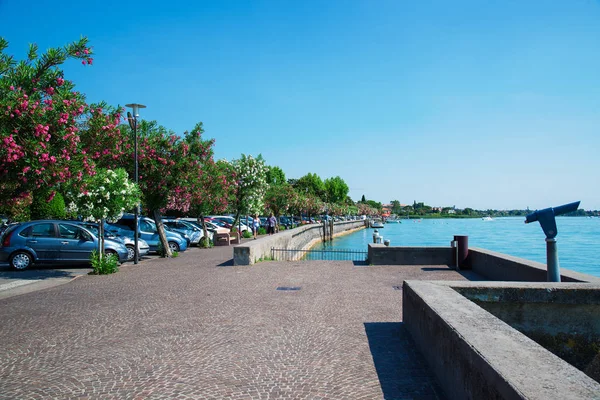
0 220 128 270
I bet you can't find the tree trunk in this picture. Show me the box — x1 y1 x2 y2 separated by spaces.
98 218 105 260
198 214 209 248
233 210 241 233
153 209 172 257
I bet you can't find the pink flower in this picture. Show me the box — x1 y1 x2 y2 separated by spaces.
81 60 86 65
87 58 93 65
56 77 65 86
84 49 89 55
9 85 14 91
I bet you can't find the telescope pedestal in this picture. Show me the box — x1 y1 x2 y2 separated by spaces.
546 238 560 282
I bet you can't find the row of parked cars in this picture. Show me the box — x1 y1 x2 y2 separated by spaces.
0 214 235 271
0 214 363 270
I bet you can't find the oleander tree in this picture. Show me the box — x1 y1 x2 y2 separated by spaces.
182 123 235 246
304 194 324 221
230 154 269 230
127 120 190 257
78 102 128 170
0 37 96 219
66 168 140 258
264 183 297 224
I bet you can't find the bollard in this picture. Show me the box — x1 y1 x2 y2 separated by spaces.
384 239 390 246
450 240 459 270
454 235 469 269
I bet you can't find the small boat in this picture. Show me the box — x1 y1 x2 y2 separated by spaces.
385 219 401 224
482 216 493 221
370 219 384 228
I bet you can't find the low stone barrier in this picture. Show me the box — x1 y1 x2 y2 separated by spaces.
368 244 453 265
468 247 600 283
233 220 365 265
403 280 600 399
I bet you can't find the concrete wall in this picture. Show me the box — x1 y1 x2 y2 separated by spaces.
368 244 453 265
403 280 600 399
456 286 600 340
233 220 364 265
468 247 600 283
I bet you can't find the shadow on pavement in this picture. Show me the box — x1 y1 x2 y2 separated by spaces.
364 322 445 400
420 267 451 272
0 267 89 281
217 259 234 267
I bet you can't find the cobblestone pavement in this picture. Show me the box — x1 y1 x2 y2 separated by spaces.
0 246 478 399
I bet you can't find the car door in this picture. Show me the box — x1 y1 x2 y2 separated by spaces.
58 223 96 263
139 219 159 250
23 222 60 262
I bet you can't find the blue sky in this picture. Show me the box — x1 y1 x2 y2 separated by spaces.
2 0 599 210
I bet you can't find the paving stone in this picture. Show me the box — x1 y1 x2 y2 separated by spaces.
0 246 476 399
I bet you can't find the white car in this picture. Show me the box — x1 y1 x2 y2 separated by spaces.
210 216 251 232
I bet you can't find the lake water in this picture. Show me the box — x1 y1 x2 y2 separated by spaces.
314 217 600 278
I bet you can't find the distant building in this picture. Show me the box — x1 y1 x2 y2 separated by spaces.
447 209 456 214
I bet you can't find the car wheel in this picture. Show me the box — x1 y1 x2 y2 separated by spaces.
168 241 180 252
126 245 135 261
105 249 121 264
10 251 33 271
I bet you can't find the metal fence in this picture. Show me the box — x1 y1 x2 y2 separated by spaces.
271 247 368 262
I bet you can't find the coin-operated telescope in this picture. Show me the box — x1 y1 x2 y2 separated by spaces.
525 201 580 282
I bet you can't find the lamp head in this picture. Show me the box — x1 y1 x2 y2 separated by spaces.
125 103 146 118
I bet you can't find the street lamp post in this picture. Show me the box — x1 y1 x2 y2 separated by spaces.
126 103 146 264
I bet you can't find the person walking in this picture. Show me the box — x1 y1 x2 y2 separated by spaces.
267 213 277 235
253 214 260 239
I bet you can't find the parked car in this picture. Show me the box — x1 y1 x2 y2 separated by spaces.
75 222 150 262
163 219 203 246
279 216 293 228
205 217 231 229
0 220 128 270
210 216 251 232
112 215 188 253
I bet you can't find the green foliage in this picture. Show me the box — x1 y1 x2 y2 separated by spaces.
258 227 267 235
294 173 325 200
90 250 119 275
365 200 382 210
361 194 366 203
172 251 179 258
324 176 349 204
242 230 253 239
255 255 274 263
30 190 66 220
391 200 402 214
199 236 213 248
156 241 168 258
266 166 286 186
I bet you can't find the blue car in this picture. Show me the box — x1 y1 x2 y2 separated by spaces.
112 215 188 253
0 220 128 270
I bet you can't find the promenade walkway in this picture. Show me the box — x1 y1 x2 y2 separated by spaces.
0 246 480 399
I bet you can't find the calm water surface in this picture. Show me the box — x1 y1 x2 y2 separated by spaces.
315 217 600 277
